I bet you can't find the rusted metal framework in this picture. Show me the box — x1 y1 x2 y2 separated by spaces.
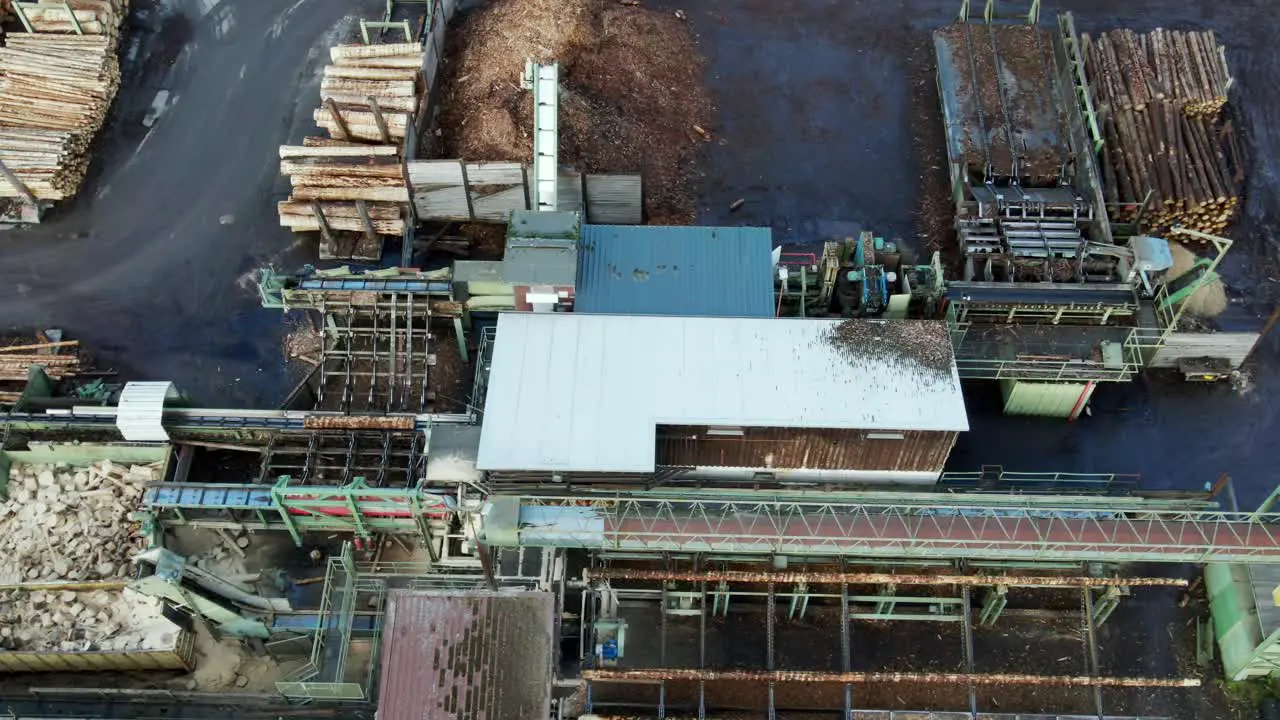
582 669 1199 687
258 429 425 489
585 568 1187 588
316 293 433 413
581 572 1191 718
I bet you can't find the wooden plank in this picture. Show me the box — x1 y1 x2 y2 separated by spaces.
367 97 392 143
470 185 528 222
584 174 643 225
323 98 351 141
406 160 465 185
310 200 334 245
0 340 78 353
457 160 476 220
463 162 525 185
412 185 470 218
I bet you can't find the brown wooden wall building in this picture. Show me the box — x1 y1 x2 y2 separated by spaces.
655 425 959 479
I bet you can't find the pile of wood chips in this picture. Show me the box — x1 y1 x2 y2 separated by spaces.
0 1 127 204
1084 28 1242 236
278 42 423 259
438 0 713 222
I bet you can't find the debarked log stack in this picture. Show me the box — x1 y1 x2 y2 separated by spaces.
0 4 128 206
278 42 424 258
10 0 129 36
1084 28 1242 237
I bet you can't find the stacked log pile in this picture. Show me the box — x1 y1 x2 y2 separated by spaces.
278 43 423 259
0 339 82 406
13 0 128 36
1084 29 1241 236
0 9 126 206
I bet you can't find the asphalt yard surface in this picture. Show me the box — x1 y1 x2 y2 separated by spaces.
0 0 1276 504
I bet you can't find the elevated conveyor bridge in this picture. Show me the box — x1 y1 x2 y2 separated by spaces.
137 479 1280 565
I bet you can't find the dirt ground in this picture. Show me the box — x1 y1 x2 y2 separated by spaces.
428 321 474 413
435 0 714 222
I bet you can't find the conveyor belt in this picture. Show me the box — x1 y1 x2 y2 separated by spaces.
297 278 450 293
145 483 276 512
948 281 1137 307
2 407 472 432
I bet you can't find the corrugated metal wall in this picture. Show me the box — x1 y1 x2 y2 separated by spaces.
655 427 957 474
1000 380 1094 419
0 630 194 672
1149 331 1260 369
407 161 642 223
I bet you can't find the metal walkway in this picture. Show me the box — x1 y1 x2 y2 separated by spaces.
141 480 1280 564
498 494 1280 563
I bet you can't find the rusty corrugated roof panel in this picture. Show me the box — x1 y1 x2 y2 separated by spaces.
376 589 554 720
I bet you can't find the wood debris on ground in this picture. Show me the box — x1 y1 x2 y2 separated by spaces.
1084 29 1242 236
0 1 128 211
278 42 424 260
437 0 713 222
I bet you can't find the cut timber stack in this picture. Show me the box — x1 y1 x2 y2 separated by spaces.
313 42 424 142
0 5 127 208
13 0 128 36
1084 28 1241 237
0 338 81 380
278 41 423 259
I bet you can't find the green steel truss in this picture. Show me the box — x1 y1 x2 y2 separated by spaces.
498 491 1280 563
142 477 452 547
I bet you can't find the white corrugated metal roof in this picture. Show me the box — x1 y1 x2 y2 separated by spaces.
116 381 177 442
477 314 968 473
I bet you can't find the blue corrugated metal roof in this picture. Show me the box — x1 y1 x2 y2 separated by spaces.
575 225 774 317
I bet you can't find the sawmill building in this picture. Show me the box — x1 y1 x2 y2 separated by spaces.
476 313 968 487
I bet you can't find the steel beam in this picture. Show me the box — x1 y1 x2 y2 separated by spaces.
580 669 1200 687
961 585 978 717
840 558 853 720
1083 587 1106 719
585 569 1185 588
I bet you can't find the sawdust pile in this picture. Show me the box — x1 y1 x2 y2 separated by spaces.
823 319 956 383
183 624 280 692
0 460 155 585
438 0 714 222
0 587 180 652
1168 241 1228 318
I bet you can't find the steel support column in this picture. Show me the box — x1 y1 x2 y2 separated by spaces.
1083 588 1105 719
961 585 979 718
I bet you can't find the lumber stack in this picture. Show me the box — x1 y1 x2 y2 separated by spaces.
0 11 126 205
278 42 424 258
313 42 424 143
12 0 129 36
1084 29 1241 236
0 337 81 402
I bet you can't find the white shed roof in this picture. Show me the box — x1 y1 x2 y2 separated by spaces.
476 314 968 473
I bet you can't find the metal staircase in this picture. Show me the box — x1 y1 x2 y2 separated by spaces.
958 0 1041 24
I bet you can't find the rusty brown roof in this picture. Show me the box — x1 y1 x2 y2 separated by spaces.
376 589 554 720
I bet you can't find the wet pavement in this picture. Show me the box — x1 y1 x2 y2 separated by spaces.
0 0 1277 505
669 0 1280 505
0 0 381 408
